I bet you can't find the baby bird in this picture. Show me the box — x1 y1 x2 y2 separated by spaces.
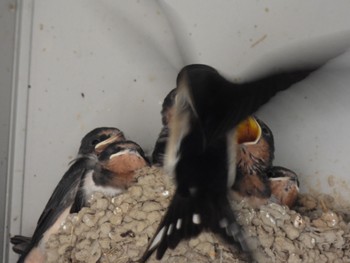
232 116 275 207
267 166 300 208
14 128 149 263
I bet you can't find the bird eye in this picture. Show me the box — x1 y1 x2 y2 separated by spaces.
99 134 110 141
262 126 269 135
91 139 100 145
245 189 253 196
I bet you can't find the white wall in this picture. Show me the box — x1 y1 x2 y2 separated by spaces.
6 0 350 262
160 0 350 205
0 1 17 262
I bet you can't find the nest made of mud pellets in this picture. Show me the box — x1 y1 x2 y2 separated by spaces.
45 167 350 263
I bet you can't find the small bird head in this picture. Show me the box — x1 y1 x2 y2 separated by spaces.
95 140 150 189
232 169 272 200
267 166 300 208
267 166 299 207
232 117 274 205
267 166 299 185
256 117 274 155
236 116 275 175
78 127 125 155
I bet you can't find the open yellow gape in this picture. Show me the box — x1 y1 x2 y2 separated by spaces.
236 116 262 145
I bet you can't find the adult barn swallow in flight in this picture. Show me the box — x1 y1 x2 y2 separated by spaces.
141 62 330 262
15 128 148 263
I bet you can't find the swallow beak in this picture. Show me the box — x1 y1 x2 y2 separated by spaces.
109 149 138 159
236 116 262 145
95 135 120 153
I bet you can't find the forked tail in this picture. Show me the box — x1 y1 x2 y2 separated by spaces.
139 190 253 262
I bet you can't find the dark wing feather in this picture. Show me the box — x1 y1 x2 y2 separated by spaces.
18 157 95 263
139 190 202 263
140 189 252 262
10 235 31 254
70 170 89 213
182 64 325 143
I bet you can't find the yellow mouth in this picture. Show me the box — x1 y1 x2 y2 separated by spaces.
236 116 262 145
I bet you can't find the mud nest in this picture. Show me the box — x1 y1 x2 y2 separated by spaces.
45 167 350 263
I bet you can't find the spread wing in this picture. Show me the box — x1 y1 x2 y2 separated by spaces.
178 63 326 144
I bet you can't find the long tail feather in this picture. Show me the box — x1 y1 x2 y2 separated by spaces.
139 190 252 262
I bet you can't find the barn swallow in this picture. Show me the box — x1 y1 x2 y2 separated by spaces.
11 141 150 259
82 140 150 198
232 116 275 207
233 118 300 208
140 62 331 262
15 127 127 263
267 166 300 208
